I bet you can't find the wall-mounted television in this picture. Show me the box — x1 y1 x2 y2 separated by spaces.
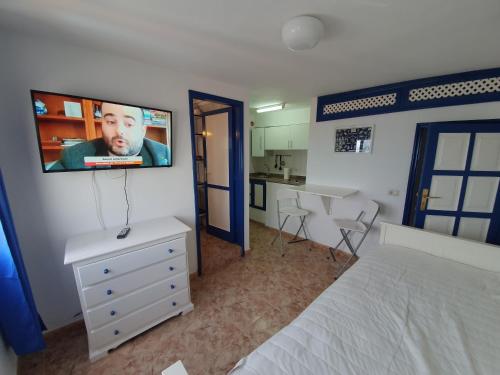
30 90 173 173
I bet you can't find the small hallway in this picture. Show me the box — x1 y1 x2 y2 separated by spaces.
18 222 354 375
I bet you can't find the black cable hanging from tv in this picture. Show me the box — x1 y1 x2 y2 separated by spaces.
124 169 130 227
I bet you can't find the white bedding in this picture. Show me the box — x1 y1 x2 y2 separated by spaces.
230 245 500 375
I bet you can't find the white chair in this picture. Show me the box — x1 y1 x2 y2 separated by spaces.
271 189 311 256
330 200 380 278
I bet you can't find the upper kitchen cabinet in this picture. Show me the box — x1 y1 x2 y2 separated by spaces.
290 123 309 150
265 126 290 150
264 124 309 150
252 105 311 151
251 127 265 157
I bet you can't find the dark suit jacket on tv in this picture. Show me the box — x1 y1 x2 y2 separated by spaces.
48 138 171 171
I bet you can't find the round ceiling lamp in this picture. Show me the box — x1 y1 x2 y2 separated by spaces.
282 15 324 51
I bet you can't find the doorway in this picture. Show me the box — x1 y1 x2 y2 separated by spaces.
403 120 500 245
189 91 245 276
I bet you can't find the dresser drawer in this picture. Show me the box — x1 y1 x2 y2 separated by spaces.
87 272 189 329
90 289 190 350
78 237 185 287
83 256 187 308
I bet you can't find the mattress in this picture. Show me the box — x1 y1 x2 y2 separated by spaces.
230 244 500 374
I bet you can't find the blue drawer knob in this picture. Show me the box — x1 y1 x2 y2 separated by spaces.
168 249 174 254
110 310 116 316
169 266 174 271
114 330 120 335
172 302 177 307
103 268 110 274
106 289 113 295
170 284 175 289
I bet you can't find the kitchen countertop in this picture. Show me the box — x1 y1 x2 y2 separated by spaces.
250 173 306 186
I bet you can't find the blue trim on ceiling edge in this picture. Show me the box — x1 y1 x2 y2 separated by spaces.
317 67 500 122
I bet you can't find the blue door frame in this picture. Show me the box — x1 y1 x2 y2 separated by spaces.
403 119 500 245
188 90 245 276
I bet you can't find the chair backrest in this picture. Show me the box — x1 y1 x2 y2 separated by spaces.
276 189 300 211
276 189 299 202
350 200 380 251
359 200 380 235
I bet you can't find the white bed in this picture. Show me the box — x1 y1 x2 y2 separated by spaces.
230 223 500 375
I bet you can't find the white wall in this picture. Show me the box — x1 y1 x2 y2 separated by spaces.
304 97 500 254
0 338 16 375
0 31 250 330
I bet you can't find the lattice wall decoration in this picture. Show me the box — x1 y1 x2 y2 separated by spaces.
409 77 500 102
323 93 397 115
317 68 500 122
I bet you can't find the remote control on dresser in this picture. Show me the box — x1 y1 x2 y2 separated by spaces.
116 227 131 239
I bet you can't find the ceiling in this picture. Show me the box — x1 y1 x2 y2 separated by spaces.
1 0 500 108
193 99 230 114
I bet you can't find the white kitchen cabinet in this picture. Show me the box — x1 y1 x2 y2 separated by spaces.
265 126 290 150
251 127 265 157
264 124 309 151
290 123 309 150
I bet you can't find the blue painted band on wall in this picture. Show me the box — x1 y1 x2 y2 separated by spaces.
317 67 500 122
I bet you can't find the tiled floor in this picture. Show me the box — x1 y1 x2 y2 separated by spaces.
19 221 354 375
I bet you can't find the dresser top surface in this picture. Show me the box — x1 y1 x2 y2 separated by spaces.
64 216 191 265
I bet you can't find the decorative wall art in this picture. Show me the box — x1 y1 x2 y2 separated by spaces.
334 125 374 153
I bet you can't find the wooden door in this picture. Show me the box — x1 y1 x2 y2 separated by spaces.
410 121 500 244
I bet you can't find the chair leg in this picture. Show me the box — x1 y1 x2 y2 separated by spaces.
335 251 356 280
341 228 357 256
302 218 314 251
271 215 289 256
288 216 308 244
291 224 301 241
278 216 289 256
334 229 357 279
271 214 287 244
328 247 337 262
328 229 350 262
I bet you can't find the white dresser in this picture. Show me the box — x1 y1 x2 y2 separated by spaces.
64 216 193 361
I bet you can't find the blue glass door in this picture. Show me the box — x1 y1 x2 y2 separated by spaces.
204 109 235 242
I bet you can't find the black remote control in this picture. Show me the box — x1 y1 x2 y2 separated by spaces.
117 227 131 239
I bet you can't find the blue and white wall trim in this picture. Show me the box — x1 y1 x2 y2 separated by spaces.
317 68 500 122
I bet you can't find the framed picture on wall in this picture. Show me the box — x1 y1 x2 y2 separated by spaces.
334 125 374 153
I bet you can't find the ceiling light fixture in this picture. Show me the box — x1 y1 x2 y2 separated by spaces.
282 15 324 51
256 103 285 113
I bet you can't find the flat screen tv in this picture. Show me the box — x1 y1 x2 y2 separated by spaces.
30 90 173 172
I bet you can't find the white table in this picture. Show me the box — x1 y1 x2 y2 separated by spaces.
288 184 358 214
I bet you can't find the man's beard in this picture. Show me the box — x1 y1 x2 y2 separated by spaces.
107 136 143 156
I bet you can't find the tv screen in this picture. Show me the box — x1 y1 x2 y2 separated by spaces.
30 90 172 172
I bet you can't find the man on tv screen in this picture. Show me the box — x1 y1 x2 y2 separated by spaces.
49 102 170 170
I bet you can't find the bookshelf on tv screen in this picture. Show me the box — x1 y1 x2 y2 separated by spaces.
31 90 173 173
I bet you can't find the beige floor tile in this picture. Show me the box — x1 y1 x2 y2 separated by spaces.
19 221 353 375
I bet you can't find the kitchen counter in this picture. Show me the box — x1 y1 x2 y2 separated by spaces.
250 173 306 186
